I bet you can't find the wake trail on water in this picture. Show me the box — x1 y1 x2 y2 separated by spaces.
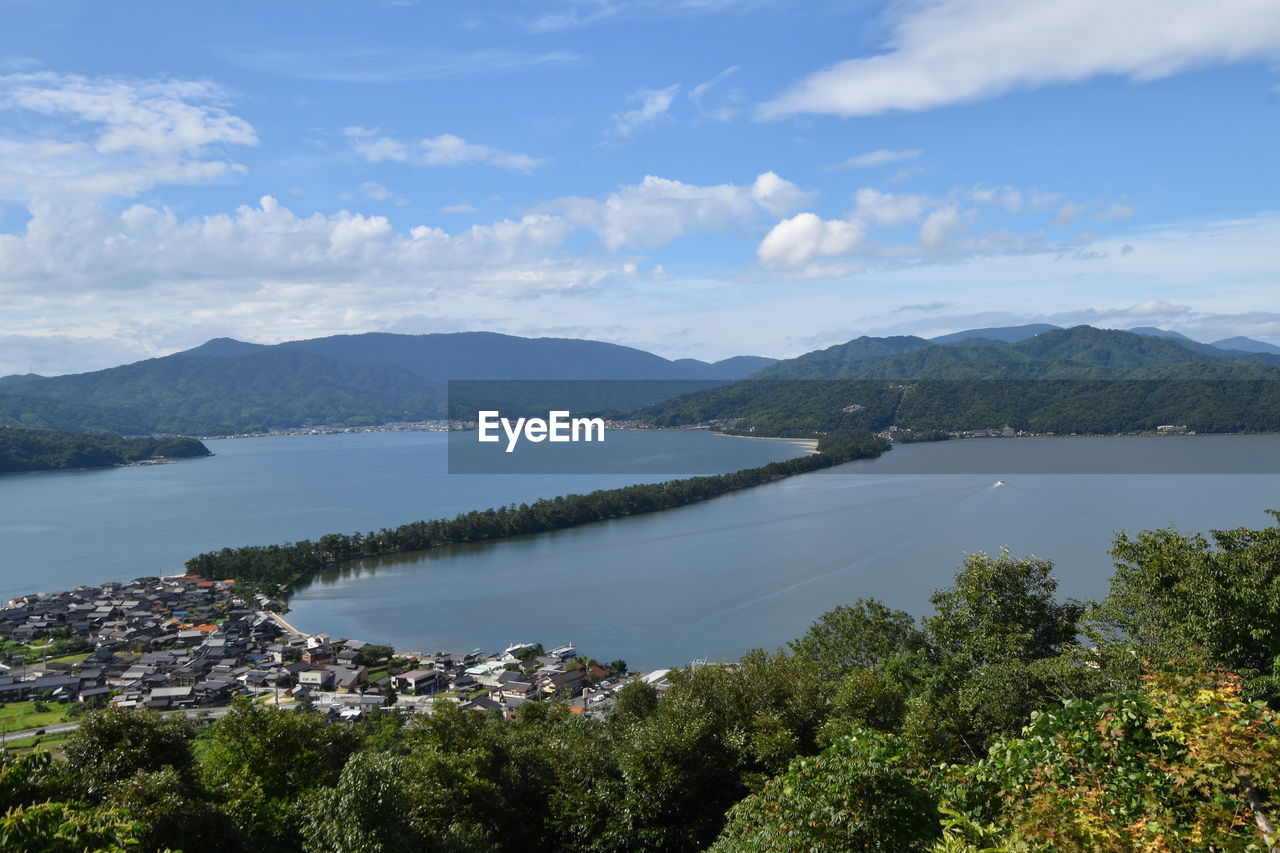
689 480 1000 625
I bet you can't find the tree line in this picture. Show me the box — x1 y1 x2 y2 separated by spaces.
183 430 889 595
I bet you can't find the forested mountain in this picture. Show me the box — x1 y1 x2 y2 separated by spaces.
643 327 1280 436
928 322 1060 344
0 333 777 435
0 427 210 474
181 331 774 382
5 325 1277 437
1214 335 1280 355
750 335 931 379
0 373 44 387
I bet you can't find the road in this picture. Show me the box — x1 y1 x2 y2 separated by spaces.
0 705 236 746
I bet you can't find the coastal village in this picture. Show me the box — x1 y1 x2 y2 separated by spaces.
0 573 661 738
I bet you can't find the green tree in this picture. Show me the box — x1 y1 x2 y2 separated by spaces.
923 551 1085 750
202 700 362 851
0 801 144 853
1095 512 1280 701
106 766 241 853
710 729 941 852
303 752 424 853
63 708 195 800
952 671 1280 852
790 598 925 680
819 667 908 743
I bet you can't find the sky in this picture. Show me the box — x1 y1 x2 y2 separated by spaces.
1 0 1278 376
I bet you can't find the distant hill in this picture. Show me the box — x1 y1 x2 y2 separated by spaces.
1 332 776 435
675 355 778 379
751 336 931 379
265 331 772 382
1213 336 1280 356
930 323 1060 344
175 337 270 358
0 427 210 475
0 373 44 388
640 326 1280 436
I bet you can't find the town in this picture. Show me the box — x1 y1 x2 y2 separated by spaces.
0 573 666 744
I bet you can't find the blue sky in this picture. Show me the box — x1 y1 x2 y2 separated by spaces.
1 0 1278 375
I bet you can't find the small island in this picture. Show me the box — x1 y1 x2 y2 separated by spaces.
0 426 212 475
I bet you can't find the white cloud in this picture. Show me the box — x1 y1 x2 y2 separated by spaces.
919 205 965 246
1121 299 1192 318
360 181 395 201
829 148 922 169
688 65 743 122
610 85 680 137
0 196 602 298
1096 203 1134 221
752 182 1092 272
690 65 739 104
553 172 796 249
758 212 865 267
750 171 810 216
522 0 769 32
346 128 546 173
1053 201 1086 226
0 72 257 199
759 0 1280 118
231 47 580 83
854 188 928 226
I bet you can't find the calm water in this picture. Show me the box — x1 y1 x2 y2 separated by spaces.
0 430 805 601
288 435 1280 668
4 431 1278 670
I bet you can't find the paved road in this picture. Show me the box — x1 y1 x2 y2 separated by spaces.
0 705 235 746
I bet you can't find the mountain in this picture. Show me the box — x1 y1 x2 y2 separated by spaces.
0 373 44 387
1123 326 1240 360
751 336 931 379
639 326 1280 436
1212 336 1280 356
262 331 771 382
175 337 270 358
930 323 1060 344
674 355 779 379
754 326 1262 383
1125 326 1199 342
2 332 777 435
1123 327 1280 365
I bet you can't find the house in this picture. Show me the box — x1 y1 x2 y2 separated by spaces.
145 685 195 709
330 665 368 693
298 668 334 690
500 680 536 701
394 669 445 695
541 668 586 697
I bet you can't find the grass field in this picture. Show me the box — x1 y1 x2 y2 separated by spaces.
0 699 72 732
1 730 73 755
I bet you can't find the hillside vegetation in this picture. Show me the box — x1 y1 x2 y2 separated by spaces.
0 332 773 435
643 327 1280 436
0 427 211 474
